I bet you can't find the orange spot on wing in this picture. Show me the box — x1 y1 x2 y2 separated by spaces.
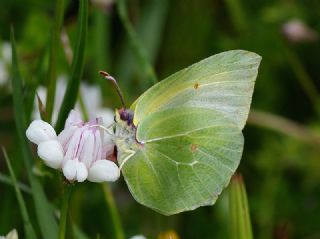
190 144 197 152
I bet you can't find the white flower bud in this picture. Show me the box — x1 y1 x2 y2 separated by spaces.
37 140 64 169
76 162 88 182
130 236 147 239
62 159 89 182
62 160 77 181
26 120 57 145
88 160 120 182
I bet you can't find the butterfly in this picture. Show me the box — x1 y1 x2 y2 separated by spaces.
100 50 261 215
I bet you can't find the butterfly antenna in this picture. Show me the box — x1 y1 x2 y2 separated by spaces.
99 71 127 109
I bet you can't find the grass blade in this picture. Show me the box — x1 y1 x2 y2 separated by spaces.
55 0 88 132
117 0 157 86
115 0 167 94
2 147 37 239
102 184 125 239
92 8 117 104
229 173 253 239
46 0 65 122
72 224 90 239
0 172 31 194
10 27 59 239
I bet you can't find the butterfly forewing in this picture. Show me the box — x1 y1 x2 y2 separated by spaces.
132 50 261 130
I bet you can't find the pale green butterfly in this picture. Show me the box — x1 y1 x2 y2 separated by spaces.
100 50 261 215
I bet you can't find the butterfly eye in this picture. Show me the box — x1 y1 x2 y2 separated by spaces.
120 110 129 121
119 109 134 126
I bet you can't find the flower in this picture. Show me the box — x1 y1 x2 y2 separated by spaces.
26 110 119 183
282 19 318 43
0 229 18 239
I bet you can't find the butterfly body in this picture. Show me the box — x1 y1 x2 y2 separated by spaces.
114 109 142 167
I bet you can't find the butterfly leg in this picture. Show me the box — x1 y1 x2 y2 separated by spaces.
90 123 115 136
119 149 136 171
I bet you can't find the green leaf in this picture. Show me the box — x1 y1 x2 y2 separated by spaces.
55 0 88 132
10 27 58 239
120 107 243 215
132 50 261 130
46 0 65 122
2 147 37 239
229 174 253 239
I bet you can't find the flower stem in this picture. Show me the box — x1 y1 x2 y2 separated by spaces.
102 183 125 239
58 184 73 239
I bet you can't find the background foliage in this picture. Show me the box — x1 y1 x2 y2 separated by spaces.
0 0 320 238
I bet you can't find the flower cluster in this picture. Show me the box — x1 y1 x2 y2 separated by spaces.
26 110 119 183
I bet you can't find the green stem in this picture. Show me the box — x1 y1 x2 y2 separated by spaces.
58 185 73 239
102 183 125 239
284 46 320 115
78 93 89 121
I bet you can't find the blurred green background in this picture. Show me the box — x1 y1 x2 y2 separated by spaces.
1 0 320 238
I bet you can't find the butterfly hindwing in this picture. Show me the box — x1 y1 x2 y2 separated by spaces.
121 107 243 215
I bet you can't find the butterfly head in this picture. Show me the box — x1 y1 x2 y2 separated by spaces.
115 108 135 127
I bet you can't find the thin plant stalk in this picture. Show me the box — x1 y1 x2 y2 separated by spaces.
58 184 73 239
224 0 249 34
102 183 125 239
284 46 320 115
248 109 320 146
0 172 31 194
